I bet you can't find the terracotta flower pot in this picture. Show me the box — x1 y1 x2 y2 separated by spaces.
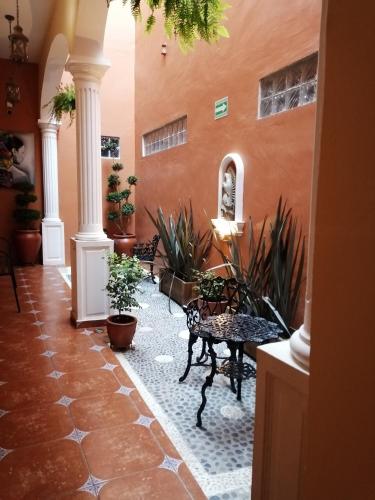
113 234 137 256
14 229 42 265
197 297 229 318
106 314 137 349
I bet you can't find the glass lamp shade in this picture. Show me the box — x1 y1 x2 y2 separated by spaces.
9 25 28 63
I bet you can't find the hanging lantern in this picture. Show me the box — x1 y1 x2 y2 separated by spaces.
5 0 29 64
5 78 21 115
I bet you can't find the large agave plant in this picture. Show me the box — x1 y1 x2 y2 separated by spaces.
146 203 212 282
215 197 305 334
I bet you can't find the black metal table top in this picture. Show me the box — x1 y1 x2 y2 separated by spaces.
198 313 282 344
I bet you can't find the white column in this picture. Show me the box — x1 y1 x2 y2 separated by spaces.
67 59 110 241
66 56 113 326
38 119 65 266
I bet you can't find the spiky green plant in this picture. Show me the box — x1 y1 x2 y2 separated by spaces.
106 0 230 51
214 197 305 334
146 203 212 281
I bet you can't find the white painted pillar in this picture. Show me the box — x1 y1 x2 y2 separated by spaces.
66 56 113 327
67 59 110 241
38 119 65 266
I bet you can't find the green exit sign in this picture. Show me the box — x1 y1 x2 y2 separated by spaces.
215 97 228 119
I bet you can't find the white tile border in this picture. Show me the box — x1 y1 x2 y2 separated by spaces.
115 353 252 498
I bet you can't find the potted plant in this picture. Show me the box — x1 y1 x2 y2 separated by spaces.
106 252 145 349
106 162 138 255
45 84 76 124
13 182 42 265
193 270 228 316
146 203 212 306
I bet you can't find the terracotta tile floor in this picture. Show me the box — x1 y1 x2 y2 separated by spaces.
0 266 206 499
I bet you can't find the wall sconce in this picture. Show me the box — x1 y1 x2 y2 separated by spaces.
5 78 21 114
161 43 167 56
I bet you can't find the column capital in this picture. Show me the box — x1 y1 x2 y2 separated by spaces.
66 55 110 83
38 119 60 133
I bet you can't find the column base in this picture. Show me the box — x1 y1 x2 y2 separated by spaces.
252 341 309 500
290 324 311 371
42 220 65 266
70 237 114 326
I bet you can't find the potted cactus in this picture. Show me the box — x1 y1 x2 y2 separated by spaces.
106 253 145 349
106 162 138 255
13 182 41 264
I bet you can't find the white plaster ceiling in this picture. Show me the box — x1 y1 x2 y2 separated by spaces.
0 0 57 63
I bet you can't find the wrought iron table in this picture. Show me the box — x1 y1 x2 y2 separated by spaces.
192 313 282 428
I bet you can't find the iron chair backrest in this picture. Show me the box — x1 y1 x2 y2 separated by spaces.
183 278 260 331
132 235 160 261
0 237 21 312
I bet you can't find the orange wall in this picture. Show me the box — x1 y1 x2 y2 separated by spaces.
305 0 375 498
0 59 42 246
134 0 320 298
57 3 135 263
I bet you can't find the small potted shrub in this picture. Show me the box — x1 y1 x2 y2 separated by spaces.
193 270 228 316
106 162 138 255
106 253 145 349
13 182 41 264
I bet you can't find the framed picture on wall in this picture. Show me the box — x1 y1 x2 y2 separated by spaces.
0 131 35 188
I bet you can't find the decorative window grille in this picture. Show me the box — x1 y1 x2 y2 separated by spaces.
142 116 187 157
259 53 318 118
101 136 120 158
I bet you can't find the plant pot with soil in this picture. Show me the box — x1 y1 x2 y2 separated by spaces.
193 270 228 317
106 162 138 255
105 252 145 349
146 203 212 306
13 182 41 265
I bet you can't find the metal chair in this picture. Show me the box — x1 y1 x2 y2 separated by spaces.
0 237 21 312
132 235 160 283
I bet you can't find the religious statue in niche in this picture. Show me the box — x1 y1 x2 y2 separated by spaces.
221 161 236 220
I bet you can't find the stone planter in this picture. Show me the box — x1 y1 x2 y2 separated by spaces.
159 268 198 306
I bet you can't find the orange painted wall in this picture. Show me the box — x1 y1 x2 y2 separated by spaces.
0 59 42 246
305 0 375 498
57 3 135 263
134 0 321 323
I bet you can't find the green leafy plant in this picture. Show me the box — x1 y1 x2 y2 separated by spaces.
215 197 305 333
193 270 226 301
146 203 212 282
106 0 230 51
106 162 138 234
13 182 41 229
44 84 76 124
106 253 145 316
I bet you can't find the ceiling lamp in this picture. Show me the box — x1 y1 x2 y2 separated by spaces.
5 77 21 114
5 0 29 63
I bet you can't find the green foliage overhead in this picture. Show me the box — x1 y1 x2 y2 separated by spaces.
44 84 76 124
107 174 120 189
146 202 212 281
108 0 230 51
215 197 305 334
106 253 145 314
112 162 124 171
127 175 138 185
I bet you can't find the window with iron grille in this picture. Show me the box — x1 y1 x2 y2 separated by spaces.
142 116 187 157
259 53 318 118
